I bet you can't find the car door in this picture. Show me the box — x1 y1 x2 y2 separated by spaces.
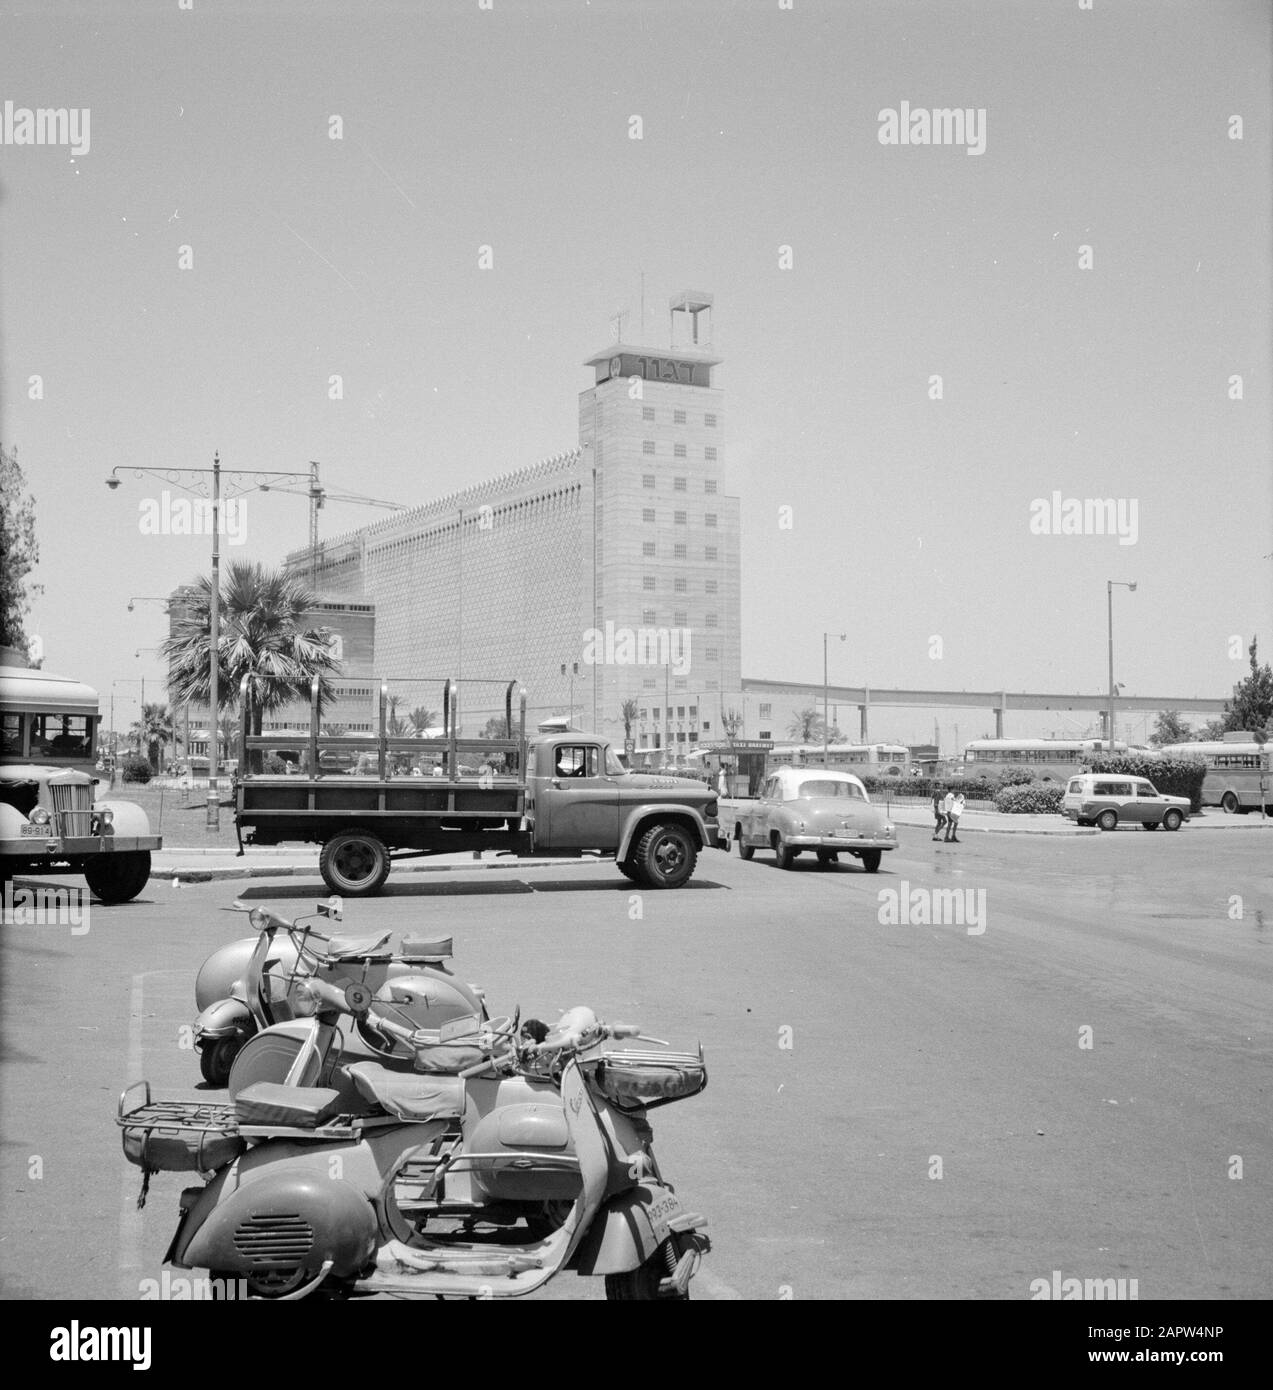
1133 780 1161 823
534 742 621 848
744 776 775 846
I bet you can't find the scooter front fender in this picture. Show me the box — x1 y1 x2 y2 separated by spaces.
568 1181 683 1275
194 998 254 1044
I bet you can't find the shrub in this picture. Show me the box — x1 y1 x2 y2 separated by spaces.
1084 755 1207 813
860 774 999 802
120 754 153 784
994 767 1037 787
993 782 1065 814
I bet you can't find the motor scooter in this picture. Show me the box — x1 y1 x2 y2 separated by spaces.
119 946 710 1299
192 897 485 1086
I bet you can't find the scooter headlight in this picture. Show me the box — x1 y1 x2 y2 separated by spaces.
291 980 320 1017
248 907 269 931
29 806 51 826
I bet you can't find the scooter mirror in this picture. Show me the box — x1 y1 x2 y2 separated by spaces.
319 896 343 921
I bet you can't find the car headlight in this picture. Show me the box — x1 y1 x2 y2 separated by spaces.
29 807 51 826
98 807 114 826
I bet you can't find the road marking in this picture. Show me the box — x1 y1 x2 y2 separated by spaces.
117 970 184 1298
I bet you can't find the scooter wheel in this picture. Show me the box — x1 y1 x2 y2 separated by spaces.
199 1037 240 1087
604 1236 691 1300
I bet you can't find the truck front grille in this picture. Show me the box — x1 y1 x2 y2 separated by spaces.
50 783 93 838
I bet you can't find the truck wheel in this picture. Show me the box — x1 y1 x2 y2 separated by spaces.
1221 792 1243 815
84 851 151 904
632 823 697 889
617 859 642 883
320 829 391 896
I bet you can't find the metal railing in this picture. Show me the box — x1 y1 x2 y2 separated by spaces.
236 676 528 783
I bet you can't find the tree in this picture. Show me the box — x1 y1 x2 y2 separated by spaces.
1199 718 1228 741
1223 638 1273 734
0 443 42 651
480 715 509 739
1149 710 1193 746
409 707 440 737
787 707 825 742
619 698 638 745
385 695 409 737
129 703 174 772
162 561 339 768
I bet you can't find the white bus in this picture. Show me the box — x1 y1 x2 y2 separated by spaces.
1157 736 1271 814
959 738 1128 783
768 742 911 776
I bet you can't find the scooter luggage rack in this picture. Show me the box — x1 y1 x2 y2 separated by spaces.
118 1080 402 1147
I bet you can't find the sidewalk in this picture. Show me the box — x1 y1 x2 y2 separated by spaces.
150 847 595 885
719 798 1271 839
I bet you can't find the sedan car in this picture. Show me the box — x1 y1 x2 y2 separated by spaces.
1061 774 1191 831
733 766 897 871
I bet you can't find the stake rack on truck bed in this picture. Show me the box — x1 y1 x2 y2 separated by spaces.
234 675 721 896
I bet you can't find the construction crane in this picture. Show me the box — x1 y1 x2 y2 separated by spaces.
259 461 408 590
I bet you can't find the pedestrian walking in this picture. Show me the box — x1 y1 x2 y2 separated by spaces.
945 791 965 842
941 788 956 842
931 788 947 841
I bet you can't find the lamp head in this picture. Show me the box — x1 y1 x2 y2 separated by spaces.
105 476 121 490
126 601 134 612
1128 582 1138 592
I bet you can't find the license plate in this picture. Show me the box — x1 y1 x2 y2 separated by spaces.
646 1191 682 1243
20 824 52 837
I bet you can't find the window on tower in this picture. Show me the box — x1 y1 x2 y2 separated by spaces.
642 576 656 590
704 513 717 527
674 444 686 458
674 511 686 525
673 543 686 559
642 475 655 489
705 545 718 561
705 413 717 427
642 407 655 421
643 440 655 454
705 447 717 461
674 409 686 424
643 507 656 522
705 479 717 494
643 541 656 557
674 477 687 491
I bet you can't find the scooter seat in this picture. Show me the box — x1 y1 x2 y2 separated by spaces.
325 931 393 961
345 1063 465 1121
234 1083 345 1128
398 935 453 962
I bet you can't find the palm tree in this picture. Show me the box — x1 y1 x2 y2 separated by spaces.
788 707 825 742
129 703 174 771
386 695 409 737
163 561 340 770
409 707 440 737
619 698 638 746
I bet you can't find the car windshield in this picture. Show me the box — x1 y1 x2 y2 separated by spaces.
797 779 865 800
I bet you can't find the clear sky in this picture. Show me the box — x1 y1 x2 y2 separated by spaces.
2 0 1270 745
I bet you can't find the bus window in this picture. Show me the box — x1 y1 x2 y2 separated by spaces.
30 714 92 759
1 713 22 757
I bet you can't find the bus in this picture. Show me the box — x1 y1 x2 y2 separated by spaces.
1157 736 1271 814
768 742 912 776
959 738 1129 783
0 653 161 902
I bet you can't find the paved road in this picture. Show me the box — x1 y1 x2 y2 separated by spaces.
1 825 1269 1301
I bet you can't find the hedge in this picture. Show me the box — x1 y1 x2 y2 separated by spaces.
860 774 1001 802
1082 755 1207 813
120 754 153 784
993 782 1065 814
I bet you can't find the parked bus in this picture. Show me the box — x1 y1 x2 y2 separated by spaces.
1157 736 1271 814
959 738 1129 782
768 742 912 776
0 652 161 901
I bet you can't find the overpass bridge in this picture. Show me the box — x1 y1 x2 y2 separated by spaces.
740 679 1227 742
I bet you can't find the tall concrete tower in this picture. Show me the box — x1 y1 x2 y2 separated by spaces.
578 291 741 763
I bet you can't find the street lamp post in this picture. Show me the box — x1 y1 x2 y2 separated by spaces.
1106 580 1138 752
823 631 845 768
107 452 317 828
